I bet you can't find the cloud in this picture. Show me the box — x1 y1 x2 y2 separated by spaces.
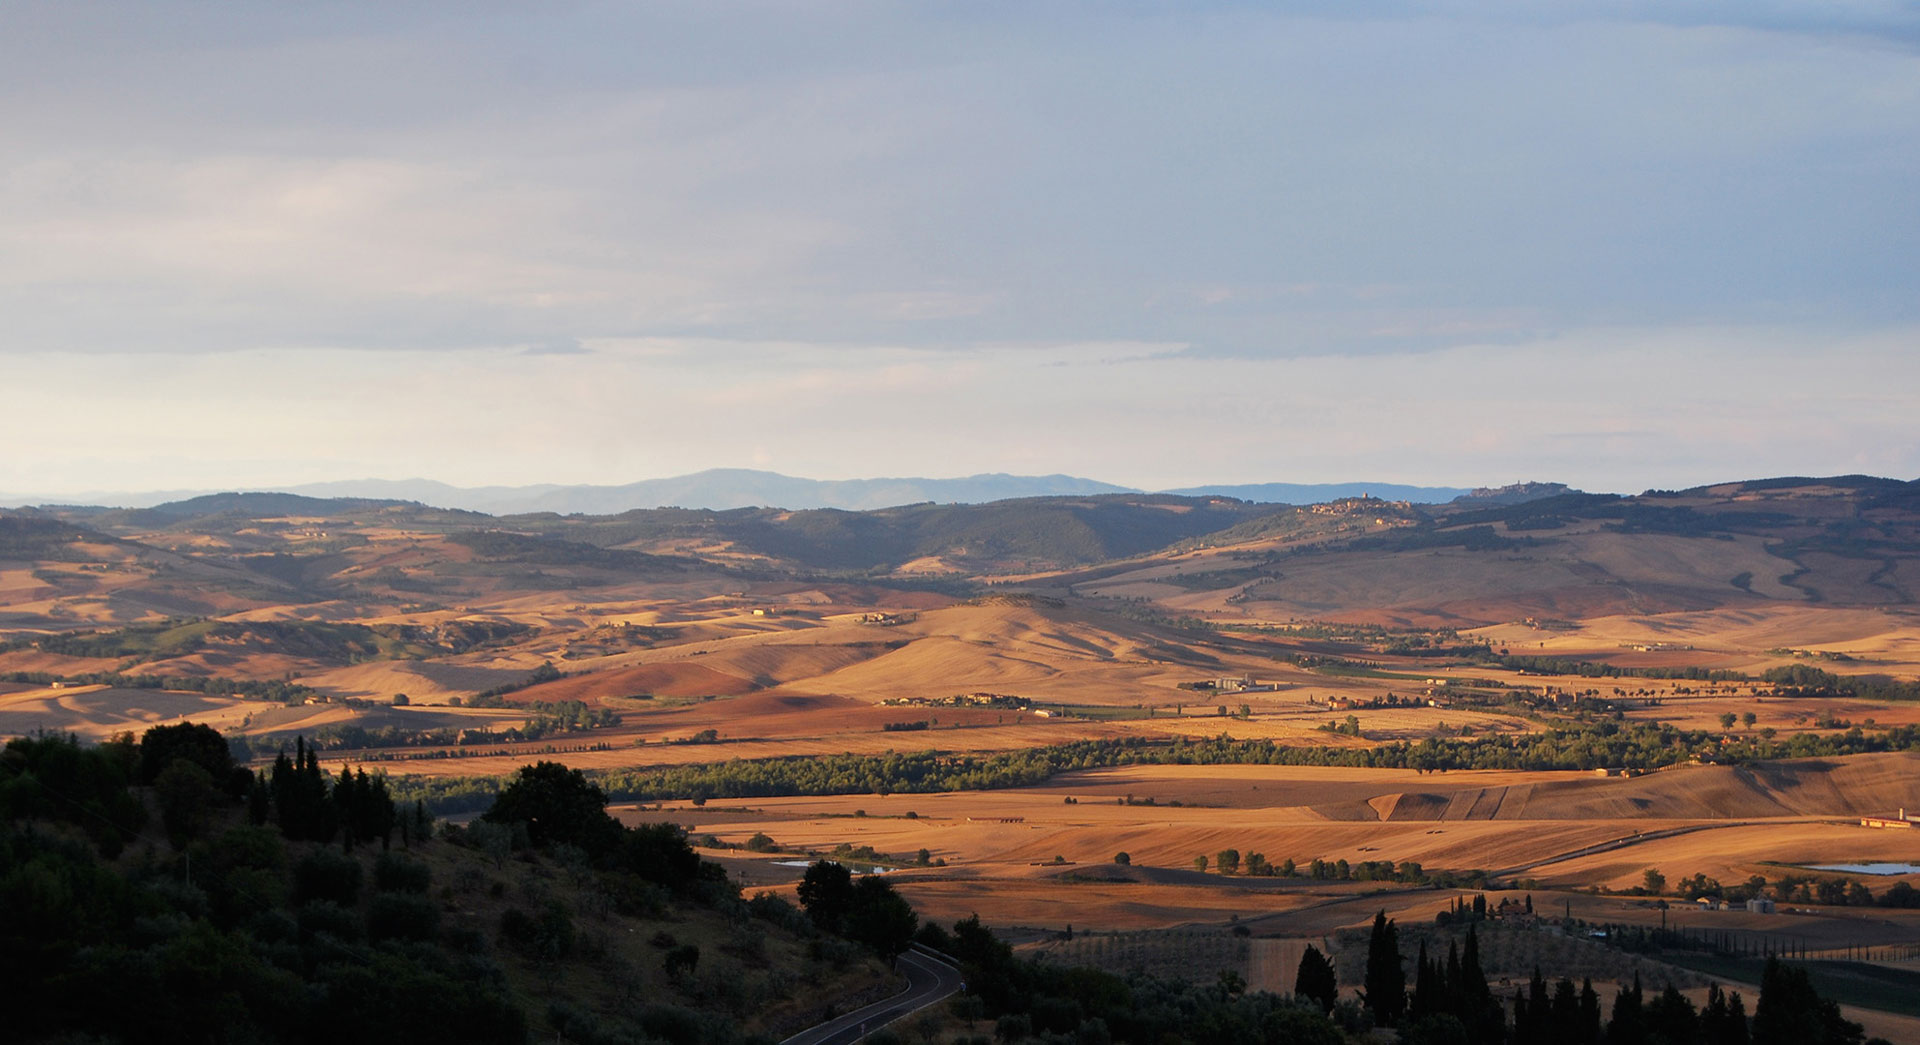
1 325 1913 496
3 3 1915 361
0 4 1913 492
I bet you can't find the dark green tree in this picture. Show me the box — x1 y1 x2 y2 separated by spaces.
247 775 270 826
663 943 700 979
1549 977 1582 1044
154 759 221 846
333 768 396 851
844 875 918 957
270 737 337 842
335 765 363 852
1753 957 1863 1045
1701 984 1750 1045
1607 975 1648 1045
1261 1004 1345 1045
138 721 236 790
481 760 621 854
1646 983 1702 1045
1579 979 1604 1045
619 821 708 887
1457 928 1505 1042
1401 1014 1471 1045
1410 939 1440 1021
1295 943 1338 1012
951 913 1018 1013
1514 968 1551 1045
409 799 433 845
1363 910 1406 1026
797 860 855 932
0 733 146 854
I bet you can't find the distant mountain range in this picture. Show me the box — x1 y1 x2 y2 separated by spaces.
0 468 1497 514
1160 481 1476 504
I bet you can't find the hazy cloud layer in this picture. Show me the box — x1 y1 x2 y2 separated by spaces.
4 2 1916 492
5 329 1914 496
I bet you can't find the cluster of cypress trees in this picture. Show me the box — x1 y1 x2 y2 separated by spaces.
1510 972 1605 1043
1559 976 1758 1044
1353 911 1505 1040
1408 930 1505 1040
256 736 402 850
1337 912 1866 1045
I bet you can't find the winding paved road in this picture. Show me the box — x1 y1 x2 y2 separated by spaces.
781 948 967 1045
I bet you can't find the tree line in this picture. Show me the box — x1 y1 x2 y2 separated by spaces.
2 667 319 703
389 720 1920 813
1310 909 1873 1044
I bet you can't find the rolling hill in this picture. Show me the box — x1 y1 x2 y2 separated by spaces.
2 474 1917 711
1060 476 1920 626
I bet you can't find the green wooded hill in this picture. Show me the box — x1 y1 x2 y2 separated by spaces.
0 729 894 1045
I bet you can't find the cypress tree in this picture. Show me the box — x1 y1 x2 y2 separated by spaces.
269 748 295 835
368 771 395 849
1512 970 1553 1045
1411 939 1434 1021
273 739 338 843
1550 978 1580 1040
1364 910 1406 1026
1608 974 1647 1045
1456 928 1503 1043
1294 943 1338 1013
336 765 359 851
1753 957 1861 1045
1514 988 1535 1045
1701 984 1750 1045
1723 991 1748 1045
1576 979 1603 1045
1646 984 1702 1045
411 799 432 845
1462 927 1488 993
247 775 270 826
1445 939 1462 1005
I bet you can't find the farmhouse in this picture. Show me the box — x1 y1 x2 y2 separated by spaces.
1182 675 1279 693
1861 808 1920 829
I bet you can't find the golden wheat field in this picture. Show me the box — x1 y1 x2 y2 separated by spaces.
11 480 1920 1024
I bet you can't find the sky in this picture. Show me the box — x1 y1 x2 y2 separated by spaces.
4 0 1918 497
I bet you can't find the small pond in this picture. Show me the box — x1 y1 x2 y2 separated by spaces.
1806 863 1920 876
771 860 895 874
